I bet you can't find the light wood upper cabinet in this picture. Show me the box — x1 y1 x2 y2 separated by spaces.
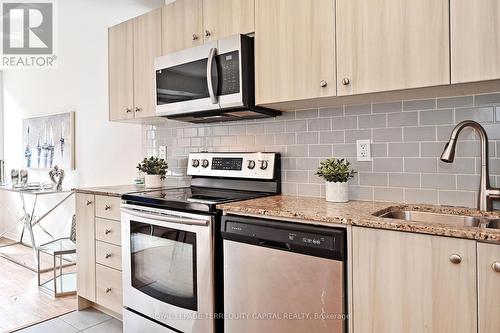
108 21 134 121
76 193 96 302
162 0 203 54
255 0 336 105
203 0 254 42
451 0 500 83
336 0 450 96
133 8 162 118
352 227 477 333
477 242 500 333
108 8 161 121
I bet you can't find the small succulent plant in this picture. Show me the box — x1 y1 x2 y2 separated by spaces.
137 157 168 178
316 158 356 183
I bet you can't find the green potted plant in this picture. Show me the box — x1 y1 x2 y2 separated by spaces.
316 158 356 202
137 157 168 188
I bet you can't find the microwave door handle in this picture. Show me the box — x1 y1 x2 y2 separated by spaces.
207 47 218 104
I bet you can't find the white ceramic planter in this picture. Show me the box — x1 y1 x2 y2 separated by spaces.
325 181 349 203
144 174 164 188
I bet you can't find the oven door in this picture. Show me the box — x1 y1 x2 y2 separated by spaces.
121 204 215 333
155 41 220 117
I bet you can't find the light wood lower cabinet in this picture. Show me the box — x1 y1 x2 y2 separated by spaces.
96 264 123 315
76 193 123 317
352 227 477 333
477 242 500 333
76 193 96 302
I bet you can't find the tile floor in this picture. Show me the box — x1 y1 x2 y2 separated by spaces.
15 308 122 333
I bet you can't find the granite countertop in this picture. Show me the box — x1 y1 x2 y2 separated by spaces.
218 195 500 244
72 184 148 197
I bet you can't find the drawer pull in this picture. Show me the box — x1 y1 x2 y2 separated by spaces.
85 200 93 206
105 287 112 293
105 253 112 259
104 204 112 211
449 254 462 264
492 262 500 273
104 229 112 235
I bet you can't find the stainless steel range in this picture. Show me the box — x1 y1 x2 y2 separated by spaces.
121 152 280 333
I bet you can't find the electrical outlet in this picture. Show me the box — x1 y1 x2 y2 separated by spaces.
356 140 371 161
159 146 167 160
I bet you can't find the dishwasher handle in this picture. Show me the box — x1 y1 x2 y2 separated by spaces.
258 239 291 251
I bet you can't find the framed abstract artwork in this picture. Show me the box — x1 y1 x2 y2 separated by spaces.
22 112 75 170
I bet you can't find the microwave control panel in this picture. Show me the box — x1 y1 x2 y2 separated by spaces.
217 51 240 96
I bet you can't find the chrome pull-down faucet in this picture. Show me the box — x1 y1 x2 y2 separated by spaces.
440 120 500 211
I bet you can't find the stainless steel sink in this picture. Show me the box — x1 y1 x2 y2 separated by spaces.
374 209 500 229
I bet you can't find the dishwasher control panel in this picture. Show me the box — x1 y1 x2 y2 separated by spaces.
222 216 346 260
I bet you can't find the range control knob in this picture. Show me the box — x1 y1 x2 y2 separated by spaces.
259 160 269 170
247 160 256 170
192 159 200 168
201 159 210 168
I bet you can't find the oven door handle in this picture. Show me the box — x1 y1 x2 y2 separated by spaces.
121 206 209 226
207 47 218 105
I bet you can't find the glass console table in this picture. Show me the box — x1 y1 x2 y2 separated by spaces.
0 185 74 272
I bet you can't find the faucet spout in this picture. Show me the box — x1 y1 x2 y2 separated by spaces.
440 120 494 211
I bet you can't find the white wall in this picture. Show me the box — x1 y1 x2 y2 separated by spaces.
1 0 164 240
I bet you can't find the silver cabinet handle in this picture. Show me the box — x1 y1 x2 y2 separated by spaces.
105 287 112 293
206 47 218 104
449 254 462 264
342 77 350 85
125 108 132 113
85 200 93 206
204 30 211 37
192 34 199 40
105 253 112 259
492 261 500 273
320 80 328 87
104 228 112 235
104 204 111 211
135 107 141 112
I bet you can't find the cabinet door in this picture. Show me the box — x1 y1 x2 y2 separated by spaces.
108 21 134 121
451 0 500 83
76 193 96 302
133 8 162 118
477 242 500 333
203 0 254 42
255 0 336 105
162 0 203 54
336 0 450 96
352 227 477 333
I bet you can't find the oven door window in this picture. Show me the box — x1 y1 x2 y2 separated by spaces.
156 58 210 105
130 221 198 311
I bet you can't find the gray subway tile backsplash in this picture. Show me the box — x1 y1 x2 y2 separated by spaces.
143 90 500 208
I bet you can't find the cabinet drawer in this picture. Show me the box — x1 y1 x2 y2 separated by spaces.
96 241 122 271
95 195 121 221
96 264 123 314
95 218 121 246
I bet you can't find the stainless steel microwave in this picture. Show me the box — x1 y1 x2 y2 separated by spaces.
155 34 280 123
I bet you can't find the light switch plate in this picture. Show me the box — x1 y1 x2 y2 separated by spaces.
356 140 371 161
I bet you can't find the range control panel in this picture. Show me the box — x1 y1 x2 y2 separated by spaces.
187 152 277 180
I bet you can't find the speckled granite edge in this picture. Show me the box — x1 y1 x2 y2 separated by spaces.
72 184 148 197
218 196 500 244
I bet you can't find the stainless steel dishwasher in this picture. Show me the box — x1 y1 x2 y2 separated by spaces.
221 215 346 333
